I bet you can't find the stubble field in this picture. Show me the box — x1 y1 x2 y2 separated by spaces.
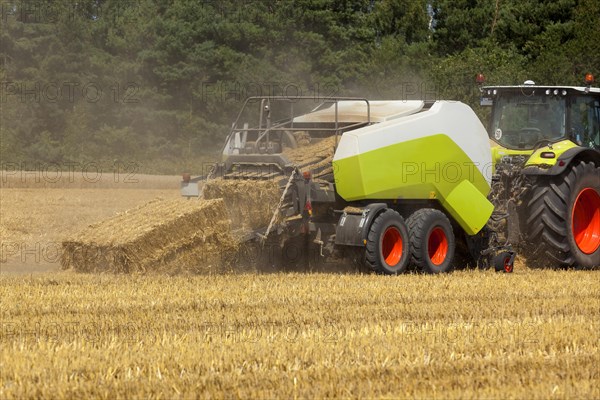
0 175 599 399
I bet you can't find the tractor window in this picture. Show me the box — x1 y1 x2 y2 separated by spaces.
491 94 566 149
570 96 600 149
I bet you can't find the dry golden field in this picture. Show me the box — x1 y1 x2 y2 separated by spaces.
0 173 179 272
0 177 599 399
1 271 599 399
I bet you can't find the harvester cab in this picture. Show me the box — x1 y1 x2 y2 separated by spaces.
480 74 600 268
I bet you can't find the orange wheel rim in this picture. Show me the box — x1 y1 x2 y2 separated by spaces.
428 227 448 265
382 226 403 266
572 187 600 254
504 256 513 272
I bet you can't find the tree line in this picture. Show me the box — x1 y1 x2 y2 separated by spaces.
1 0 598 173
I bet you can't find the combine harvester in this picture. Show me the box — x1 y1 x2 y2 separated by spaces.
182 96 515 273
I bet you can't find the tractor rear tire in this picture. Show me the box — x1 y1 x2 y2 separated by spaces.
365 209 410 274
407 209 456 274
526 161 600 268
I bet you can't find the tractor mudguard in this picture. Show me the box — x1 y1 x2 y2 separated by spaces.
522 147 600 176
334 203 387 247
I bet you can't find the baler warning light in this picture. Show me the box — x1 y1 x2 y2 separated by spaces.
585 73 594 85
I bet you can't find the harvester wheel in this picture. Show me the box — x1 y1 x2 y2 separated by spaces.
526 161 600 268
365 209 410 274
407 209 456 274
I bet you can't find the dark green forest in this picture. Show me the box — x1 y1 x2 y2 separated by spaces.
1 0 598 173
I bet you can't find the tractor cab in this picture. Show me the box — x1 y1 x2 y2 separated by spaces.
478 74 600 269
480 76 600 162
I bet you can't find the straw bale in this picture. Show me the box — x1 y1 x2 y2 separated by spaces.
61 198 237 273
203 178 280 230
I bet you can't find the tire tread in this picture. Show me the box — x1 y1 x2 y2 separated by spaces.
406 208 455 273
526 161 599 267
365 209 409 274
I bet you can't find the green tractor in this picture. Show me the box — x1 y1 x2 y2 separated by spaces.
481 74 600 268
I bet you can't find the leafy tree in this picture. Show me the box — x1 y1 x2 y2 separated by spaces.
0 0 597 173
431 0 495 55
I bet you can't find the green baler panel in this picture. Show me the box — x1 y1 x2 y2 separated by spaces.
333 134 493 235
